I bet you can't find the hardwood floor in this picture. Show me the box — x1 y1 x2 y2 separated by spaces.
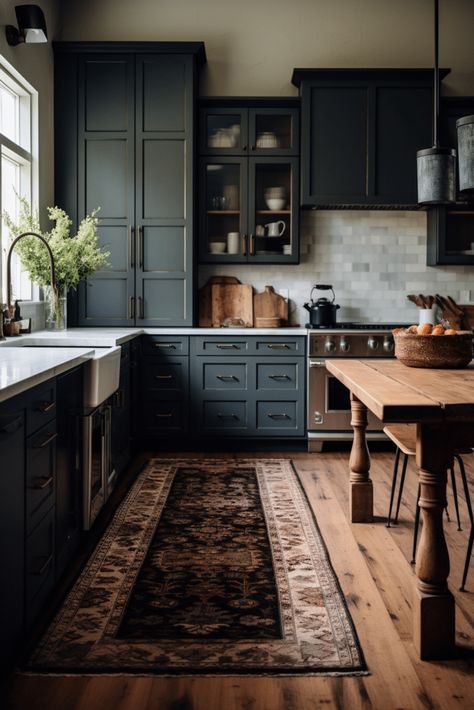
2 449 473 710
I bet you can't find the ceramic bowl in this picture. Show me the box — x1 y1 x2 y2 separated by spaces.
393 330 473 368
265 197 286 210
209 241 226 254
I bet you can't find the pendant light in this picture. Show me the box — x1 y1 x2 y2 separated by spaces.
456 114 474 198
417 0 456 205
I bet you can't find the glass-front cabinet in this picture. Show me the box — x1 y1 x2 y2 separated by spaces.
199 100 300 264
427 206 474 265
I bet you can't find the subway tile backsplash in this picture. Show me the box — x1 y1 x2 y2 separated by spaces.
199 210 474 325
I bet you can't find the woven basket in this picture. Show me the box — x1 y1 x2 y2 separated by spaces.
393 330 473 369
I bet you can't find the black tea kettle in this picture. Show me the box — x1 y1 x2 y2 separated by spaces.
303 284 340 327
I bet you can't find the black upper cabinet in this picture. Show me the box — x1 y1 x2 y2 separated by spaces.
292 69 440 207
54 42 205 326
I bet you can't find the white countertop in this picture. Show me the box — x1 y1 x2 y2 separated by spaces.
0 326 307 348
0 347 95 403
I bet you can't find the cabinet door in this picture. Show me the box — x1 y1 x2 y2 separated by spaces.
427 207 474 266
199 157 248 262
0 406 25 664
200 107 248 155
249 108 299 156
248 157 299 264
56 366 83 580
135 55 194 326
77 54 136 325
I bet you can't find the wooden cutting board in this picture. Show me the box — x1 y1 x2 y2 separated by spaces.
198 276 241 326
253 285 289 325
211 284 254 327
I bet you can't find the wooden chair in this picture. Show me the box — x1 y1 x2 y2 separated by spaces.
384 424 473 587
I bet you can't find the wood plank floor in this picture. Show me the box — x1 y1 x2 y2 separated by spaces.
2 449 473 710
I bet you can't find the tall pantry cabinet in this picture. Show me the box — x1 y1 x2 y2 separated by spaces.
54 42 205 326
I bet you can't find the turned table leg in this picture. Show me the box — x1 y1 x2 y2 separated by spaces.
349 392 373 523
414 423 455 659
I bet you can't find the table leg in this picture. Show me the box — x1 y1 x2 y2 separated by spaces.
349 392 373 523
414 423 455 659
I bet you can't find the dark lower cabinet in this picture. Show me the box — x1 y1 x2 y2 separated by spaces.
0 404 25 665
56 367 83 580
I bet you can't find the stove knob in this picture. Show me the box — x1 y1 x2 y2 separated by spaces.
325 338 336 353
383 336 394 353
340 337 350 353
367 336 379 351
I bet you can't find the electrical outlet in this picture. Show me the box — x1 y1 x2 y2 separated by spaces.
459 289 472 303
278 288 289 300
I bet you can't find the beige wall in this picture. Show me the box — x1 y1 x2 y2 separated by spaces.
0 0 60 215
58 0 474 96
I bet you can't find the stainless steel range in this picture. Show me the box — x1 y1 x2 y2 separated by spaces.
307 323 405 452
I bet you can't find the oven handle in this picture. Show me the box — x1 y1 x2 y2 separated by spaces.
309 360 326 368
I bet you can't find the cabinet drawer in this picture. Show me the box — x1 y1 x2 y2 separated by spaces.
26 421 57 535
203 362 248 391
201 400 248 431
25 506 55 627
142 335 189 356
193 337 251 355
256 400 301 434
142 358 188 397
255 338 305 355
25 380 56 435
143 400 187 433
256 362 299 390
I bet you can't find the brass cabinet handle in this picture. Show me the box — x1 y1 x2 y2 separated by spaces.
217 413 238 420
138 296 144 319
155 413 173 418
32 554 53 576
37 401 55 413
267 343 290 349
137 226 144 269
216 343 239 349
34 431 58 449
129 296 136 319
216 374 238 381
155 374 173 380
33 475 54 490
129 226 136 268
267 413 290 420
268 374 291 380
249 234 255 256
154 343 176 349
242 234 247 256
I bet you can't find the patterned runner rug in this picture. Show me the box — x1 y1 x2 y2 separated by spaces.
28 459 366 674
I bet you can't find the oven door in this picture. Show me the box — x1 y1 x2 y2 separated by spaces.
308 359 383 434
83 408 107 530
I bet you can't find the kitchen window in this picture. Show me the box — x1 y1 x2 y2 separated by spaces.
0 58 38 302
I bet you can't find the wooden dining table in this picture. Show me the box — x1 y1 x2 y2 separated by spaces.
325 358 474 660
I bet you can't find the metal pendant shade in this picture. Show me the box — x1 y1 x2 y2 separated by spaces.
456 114 474 198
417 0 457 205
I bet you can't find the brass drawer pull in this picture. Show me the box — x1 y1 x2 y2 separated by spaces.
155 413 173 418
33 476 54 490
267 413 290 420
129 296 136 319
32 554 53 576
37 401 55 413
216 343 239 349
217 413 239 420
269 374 291 380
34 431 58 449
216 374 238 381
155 374 173 380
267 343 290 349
155 343 176 349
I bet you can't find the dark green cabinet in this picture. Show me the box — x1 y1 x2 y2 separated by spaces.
199 100 300 264
54 42 205 326
292 69 437 207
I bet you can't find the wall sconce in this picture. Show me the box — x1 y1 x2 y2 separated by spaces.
5 4 48 46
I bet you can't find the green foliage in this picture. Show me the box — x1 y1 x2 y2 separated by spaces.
3 197 110 290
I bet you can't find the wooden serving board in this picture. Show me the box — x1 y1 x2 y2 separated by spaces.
198 276 241 327
211 284 254 327
253 285 289 325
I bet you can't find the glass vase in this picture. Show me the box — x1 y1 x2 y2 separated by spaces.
44 285 67 330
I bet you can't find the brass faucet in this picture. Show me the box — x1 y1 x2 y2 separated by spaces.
5 230 56 324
